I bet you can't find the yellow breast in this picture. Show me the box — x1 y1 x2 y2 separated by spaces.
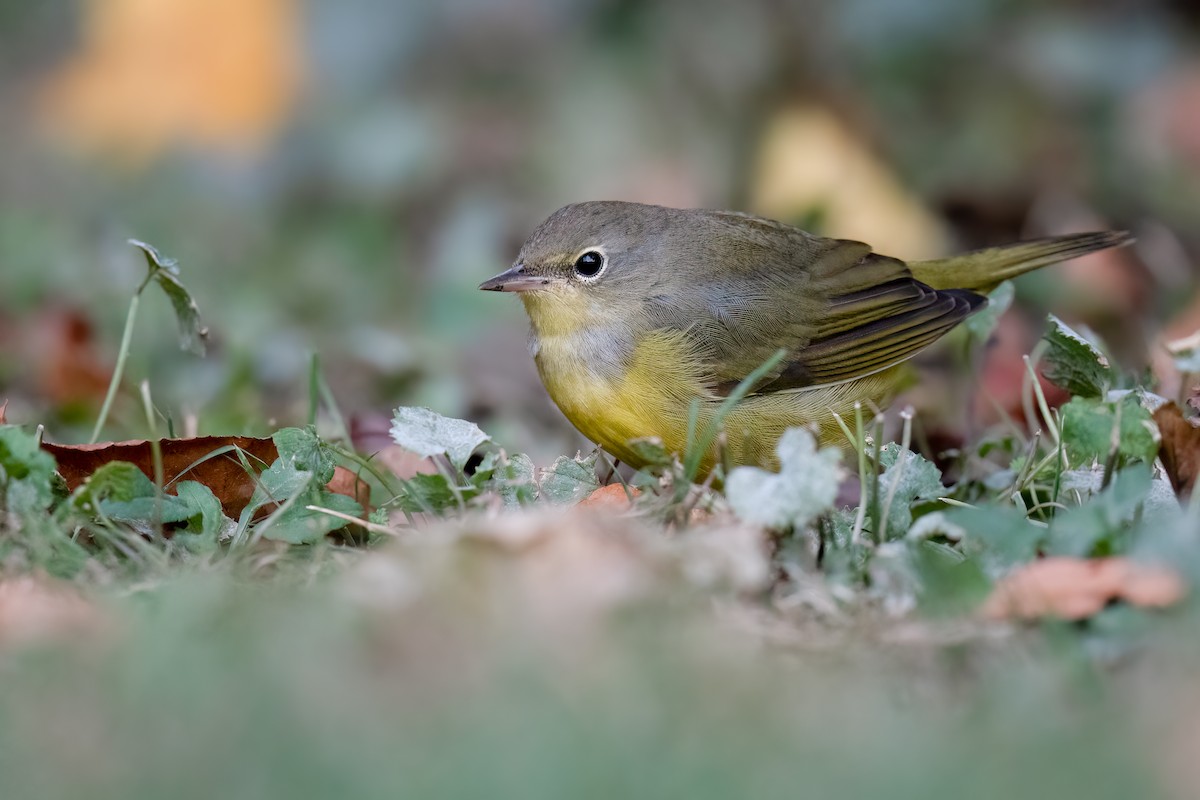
534 325 903 472
535 327 706 466
521 290 901 472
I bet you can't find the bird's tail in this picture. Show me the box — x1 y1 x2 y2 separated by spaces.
910 231 1134 293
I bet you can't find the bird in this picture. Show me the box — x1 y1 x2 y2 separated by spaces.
480 201 1131 473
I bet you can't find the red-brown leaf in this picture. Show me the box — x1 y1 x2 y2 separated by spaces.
1153 402 1200 498
42 436 278 517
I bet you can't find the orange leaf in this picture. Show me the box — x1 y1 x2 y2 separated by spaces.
37 0 302 162
982 557 1187 621
578 484 640 511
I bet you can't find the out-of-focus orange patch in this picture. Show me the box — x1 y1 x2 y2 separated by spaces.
38 0 302 162
982 557 1187 621
578 484 640 511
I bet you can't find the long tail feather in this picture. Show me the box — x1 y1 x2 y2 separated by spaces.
910 231 1134 292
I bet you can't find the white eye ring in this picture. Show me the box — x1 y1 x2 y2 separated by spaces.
572 248 607 282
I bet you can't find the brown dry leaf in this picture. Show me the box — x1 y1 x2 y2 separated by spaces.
37 0 302 162
751 105 947 260
578 484 640 511
43 435 371 518
327 465 371 510
0 400 7 425
1154 403 1200 499
43 435 278 517
0 576 109 649
982 557 1187 621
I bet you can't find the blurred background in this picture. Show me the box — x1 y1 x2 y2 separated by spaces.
0 0 1197 462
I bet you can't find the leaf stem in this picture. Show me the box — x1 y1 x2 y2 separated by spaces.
877 407 914 542
139 380 165 537
90 291 142 444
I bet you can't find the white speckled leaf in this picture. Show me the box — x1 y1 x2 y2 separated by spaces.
390 407 490 470
726 428 843 529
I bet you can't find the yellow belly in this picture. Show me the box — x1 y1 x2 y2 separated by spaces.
535 328 902 472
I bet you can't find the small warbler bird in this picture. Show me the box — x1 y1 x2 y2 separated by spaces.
480 201 1131 472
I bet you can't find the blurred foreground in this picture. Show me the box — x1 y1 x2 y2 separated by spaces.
0 511 1192 800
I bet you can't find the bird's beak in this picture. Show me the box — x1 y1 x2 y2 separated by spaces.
478 263 551 293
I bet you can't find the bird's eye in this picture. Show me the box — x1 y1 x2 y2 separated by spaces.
573 250 605 279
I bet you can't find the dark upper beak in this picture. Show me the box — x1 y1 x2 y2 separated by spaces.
478 263 551 292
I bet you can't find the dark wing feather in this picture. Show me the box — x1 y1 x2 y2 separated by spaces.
759 288 983 391
679 219 987 395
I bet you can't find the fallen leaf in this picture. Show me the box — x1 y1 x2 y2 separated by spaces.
1154 402 1200 499
981 557 1187 621
327 465 371 509
578 484 640 511
43 436 278 517
37 0 302 162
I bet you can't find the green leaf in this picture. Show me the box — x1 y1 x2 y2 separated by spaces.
963 280 1014 341
389 407 490 471
627 437 672 468
947 506 1044 575
93 467 193 524
272 426 336 485
396 473 462 514
726 428 842 530
102 496 195 524
875 444 947 538
256 461 314 504
174 480 233 550
129 239 208 356
487 453 537 508
0 425 57 514
70 460 144 513
260 491 363 545
1041 314 1112 399
539 452 600 505
912 540 992 617
1047 465 1152 557
1060 395 1158 465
